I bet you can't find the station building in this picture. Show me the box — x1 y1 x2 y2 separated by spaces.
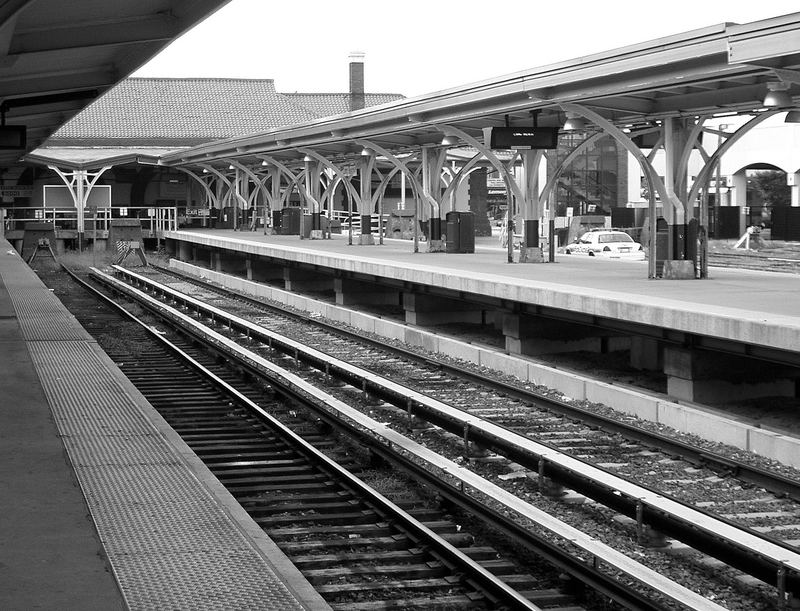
2 21 800 255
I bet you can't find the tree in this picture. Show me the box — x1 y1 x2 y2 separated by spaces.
751 170 790 207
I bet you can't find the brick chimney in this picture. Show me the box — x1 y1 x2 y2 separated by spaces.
349 51 365 112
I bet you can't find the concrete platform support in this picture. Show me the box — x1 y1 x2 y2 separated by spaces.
176 240 193 262
211 250 222 272
630 337 661 371
334 278 400 306
246 257 284 283
217 250 246 275
284 267 333 294
403 293 483 326
664 345 798 403
503 314 629 357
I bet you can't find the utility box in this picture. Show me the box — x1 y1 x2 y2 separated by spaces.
655 217 669 277
445 211 475 253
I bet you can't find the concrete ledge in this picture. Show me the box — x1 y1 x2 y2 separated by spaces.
529 364 587 402
169 259 800 469
658 402 751 448
586 381 660 421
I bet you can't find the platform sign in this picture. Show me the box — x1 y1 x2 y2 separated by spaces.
0 186 32 198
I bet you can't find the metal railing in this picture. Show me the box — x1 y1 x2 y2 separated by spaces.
1 206 177 236
329 210 389 235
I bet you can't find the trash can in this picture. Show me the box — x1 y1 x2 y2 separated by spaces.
219 206 235 229
280 207 301 235
445 211 475 253
271 209 282 232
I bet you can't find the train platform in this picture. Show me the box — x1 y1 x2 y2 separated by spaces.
166 228 800 356
0 238 329 610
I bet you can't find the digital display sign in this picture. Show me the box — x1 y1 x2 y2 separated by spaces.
489 126 559 150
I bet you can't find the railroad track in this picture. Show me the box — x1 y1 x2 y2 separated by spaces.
85 262 800 610
40 265 599 611
708 252 800 274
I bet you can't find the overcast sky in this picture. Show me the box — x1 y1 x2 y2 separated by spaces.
134 1 800 98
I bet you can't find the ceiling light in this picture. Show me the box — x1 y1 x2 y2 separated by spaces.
261 160 270 166
562 112 587 131
785 110 800 123
440 135 458 146
763 82 792 108
360 147 373 156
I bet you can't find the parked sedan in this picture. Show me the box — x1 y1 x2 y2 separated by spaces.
564 230 645 260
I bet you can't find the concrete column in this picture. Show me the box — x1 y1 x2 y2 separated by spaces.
789 172 799 206
421 146 444 252
730 171 747 206
519 150 545 263
503 314 629 357
664 345 797 404
403 293 483 326
359 155 375 245
211 251 222 273
335 278 400 306
176 240 192 262
304 157 323 239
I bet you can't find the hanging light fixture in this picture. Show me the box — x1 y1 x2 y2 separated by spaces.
563 112 587 131
440 134 458 146
763 81 792 107
785 110 800 123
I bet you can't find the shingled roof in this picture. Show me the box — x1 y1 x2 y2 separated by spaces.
48 77 404 148
286 93 403 118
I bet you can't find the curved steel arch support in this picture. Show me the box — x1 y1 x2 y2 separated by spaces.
354 140 424 200
537 132 606 211
49 165 112 239
227 159 270 230
677 116 711 187
687 111 781 205
257 155 309 221
297 148 361 211
175 168 217 209
437 125 526 208
441 152 484 203
560 103 671 213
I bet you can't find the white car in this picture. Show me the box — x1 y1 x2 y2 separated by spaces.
564 230 645 260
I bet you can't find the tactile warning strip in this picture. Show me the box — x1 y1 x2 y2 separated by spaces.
1 263 92 341
27 338 311 611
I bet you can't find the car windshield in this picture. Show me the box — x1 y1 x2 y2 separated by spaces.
598 233 633 243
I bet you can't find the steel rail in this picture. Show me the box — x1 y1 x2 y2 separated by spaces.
150 262 800 503
81 266 544 611
103 264 800 598
90 265 730 611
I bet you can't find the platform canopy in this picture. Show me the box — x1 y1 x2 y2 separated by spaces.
156 12 800 170
0 0 230 171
